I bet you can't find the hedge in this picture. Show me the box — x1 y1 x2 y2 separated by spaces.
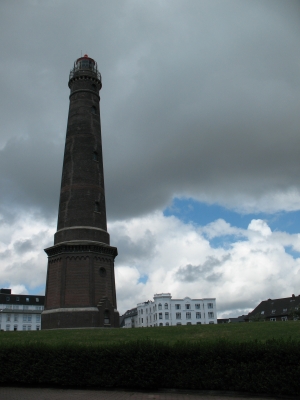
0 339 299 395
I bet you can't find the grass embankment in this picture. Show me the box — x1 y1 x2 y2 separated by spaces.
1 320 299 346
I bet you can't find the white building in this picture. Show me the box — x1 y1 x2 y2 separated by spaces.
0 288 45 331
123 293 217 328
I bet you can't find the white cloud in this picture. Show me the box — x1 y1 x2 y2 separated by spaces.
1 209 300 318
110 213 300 316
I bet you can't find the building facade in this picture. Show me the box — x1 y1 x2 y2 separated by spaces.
0 289 44 331
122 293 217 327
42 55 119 329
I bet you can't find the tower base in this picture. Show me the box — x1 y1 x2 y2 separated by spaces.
41 298 119 329
42 241 119 330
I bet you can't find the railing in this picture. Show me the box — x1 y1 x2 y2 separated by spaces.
69 66 102 82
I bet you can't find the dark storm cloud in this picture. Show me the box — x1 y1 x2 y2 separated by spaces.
175 254 230 282
0 0 300 221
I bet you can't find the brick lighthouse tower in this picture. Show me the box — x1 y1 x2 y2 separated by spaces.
41 55 119 329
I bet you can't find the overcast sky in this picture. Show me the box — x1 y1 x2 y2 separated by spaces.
1 0 300 317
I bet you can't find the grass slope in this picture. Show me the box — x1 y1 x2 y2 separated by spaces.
0 321 299 346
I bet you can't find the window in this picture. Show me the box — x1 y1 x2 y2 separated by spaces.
176 312 181 319
36 306 42 310
16 297 19 302
208 303 213 309
281 316 288 321
187 322 192 325
196 312 201 319
6 296 10 301
6 305 12 309
23 315 28 322
186 312 191 319
94 201 100 212
261 311 264 314
209 321 214 324
283 308 287 312
23 305 29 310
13 305 19 310
22 325 26 331
36 315 41 322
166 322 169 326
195 304 200 309
6 324 10 331
270 318 276 322
36 326 40 331
28 315 32 322
164 303 168 309
176 323 182 326
6 314 11 322
158 303 162 310
185 304 190 310
146 308 148 314
141 309 143 315
159 323 163 326
27 325 31 331
196 322 202 325
175 304 181 310
141 318 143 323
14 325 18 331
26 298 29 302
208 312 214 319
159 313 162 320
93 151 98 161
36 298 39 302
14 315 18 322
165 312 169 320
91 106 97 114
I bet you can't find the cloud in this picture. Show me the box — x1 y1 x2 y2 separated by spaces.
0 1 300 221
110 213 300 315
175 255 230 282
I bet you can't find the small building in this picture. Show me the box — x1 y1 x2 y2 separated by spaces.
247 294 300 322
119 307 137 328
0 288 45 331
217 315 247 323
121 293 217 328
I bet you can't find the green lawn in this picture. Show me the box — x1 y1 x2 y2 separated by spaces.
1 321 299 346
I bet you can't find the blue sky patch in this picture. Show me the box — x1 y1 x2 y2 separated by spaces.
164 197 300 234
138 274 148 284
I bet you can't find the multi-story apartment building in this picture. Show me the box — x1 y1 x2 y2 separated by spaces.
0 288 45 331
122 293 217 328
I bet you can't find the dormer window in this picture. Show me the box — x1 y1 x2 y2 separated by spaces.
272 309 276 314
261 311 264 314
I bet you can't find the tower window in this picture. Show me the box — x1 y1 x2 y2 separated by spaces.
91 106 97 114
92 84 97 90
93 151 98 161
99 267 106 277
94 201 100 212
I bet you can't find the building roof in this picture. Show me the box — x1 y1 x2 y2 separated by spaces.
247 294 300 320
0 288 45 307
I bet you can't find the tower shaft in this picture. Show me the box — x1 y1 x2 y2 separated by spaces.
41 55 119 329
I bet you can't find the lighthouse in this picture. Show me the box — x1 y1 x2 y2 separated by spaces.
41 55 119 329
